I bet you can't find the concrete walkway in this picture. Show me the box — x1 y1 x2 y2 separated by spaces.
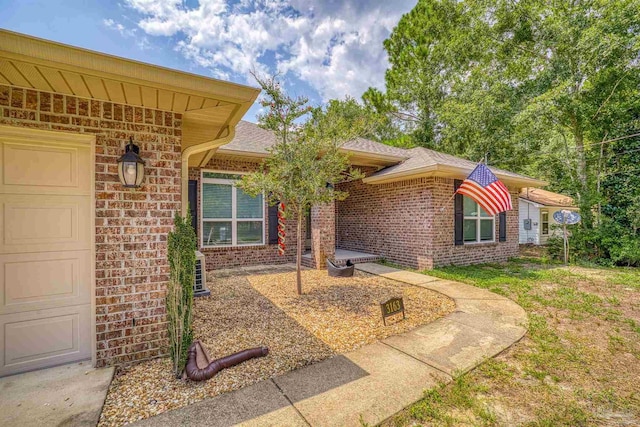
136 263 527 427
0 361 114 427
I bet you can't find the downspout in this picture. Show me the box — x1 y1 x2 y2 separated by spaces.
180 127 236 216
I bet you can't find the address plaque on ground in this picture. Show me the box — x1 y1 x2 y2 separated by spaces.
380 297 405 325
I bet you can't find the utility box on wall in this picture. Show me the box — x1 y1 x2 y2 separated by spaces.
523 219 532 230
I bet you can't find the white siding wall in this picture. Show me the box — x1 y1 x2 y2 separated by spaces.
519 201 579 245
542 207 577 244
519 200 540 244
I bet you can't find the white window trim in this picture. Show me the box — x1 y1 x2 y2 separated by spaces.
541 210 549 236
200 170 265 248
463 197 495 244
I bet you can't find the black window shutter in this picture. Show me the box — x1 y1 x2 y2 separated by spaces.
499 211 507 242
188 180 198 236
268 203 279 244
454 180 464 246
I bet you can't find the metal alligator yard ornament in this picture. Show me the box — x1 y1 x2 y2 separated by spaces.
553 210 581 225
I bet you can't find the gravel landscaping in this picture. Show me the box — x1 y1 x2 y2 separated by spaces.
98 264 454 427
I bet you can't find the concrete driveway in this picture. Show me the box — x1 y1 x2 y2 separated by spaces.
0 361 113 427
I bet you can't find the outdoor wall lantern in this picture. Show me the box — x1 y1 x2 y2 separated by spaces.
117 137 145 188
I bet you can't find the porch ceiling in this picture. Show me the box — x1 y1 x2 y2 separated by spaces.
0 30 259 165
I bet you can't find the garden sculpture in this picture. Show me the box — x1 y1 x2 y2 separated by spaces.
326 258 355 277
278 201 286 255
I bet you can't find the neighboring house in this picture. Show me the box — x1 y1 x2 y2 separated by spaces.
189 121 546 273
519 188 577 245
0 30 259 376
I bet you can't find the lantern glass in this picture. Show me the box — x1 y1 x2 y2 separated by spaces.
117 139 145 188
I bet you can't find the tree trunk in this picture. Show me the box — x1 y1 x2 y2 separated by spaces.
575 131 588 194
296 212 303 295
572 115 592 228
596 134 606 226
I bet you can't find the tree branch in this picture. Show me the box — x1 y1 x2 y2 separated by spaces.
592 71 627 120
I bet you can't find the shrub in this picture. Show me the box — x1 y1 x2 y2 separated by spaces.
166 210 197 377
548 221 640 267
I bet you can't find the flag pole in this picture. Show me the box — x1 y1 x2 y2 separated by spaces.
438 155 488 212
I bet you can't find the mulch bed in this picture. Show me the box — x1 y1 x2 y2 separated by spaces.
98 265 454 427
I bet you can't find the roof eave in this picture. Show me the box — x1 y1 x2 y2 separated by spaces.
213 148 270 159
0 29 260 103
339 148 407 166
518 198 577 209
339 148 407 161
209 146 407 166
363 164 548 187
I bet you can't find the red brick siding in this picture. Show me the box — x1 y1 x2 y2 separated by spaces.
336 174 519 270
190 156 303 269
336 172 434 269
430 177 520 267
310 202 335 268
0 85 181 367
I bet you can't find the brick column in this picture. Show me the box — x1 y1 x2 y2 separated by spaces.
310 201 336 269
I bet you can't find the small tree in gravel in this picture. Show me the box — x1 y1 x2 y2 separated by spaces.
166 210 196 377
238 74 365 295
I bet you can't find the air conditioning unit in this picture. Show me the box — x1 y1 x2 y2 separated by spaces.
194 251 210 297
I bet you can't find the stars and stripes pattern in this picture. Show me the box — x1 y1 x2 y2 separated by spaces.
456 164 512 215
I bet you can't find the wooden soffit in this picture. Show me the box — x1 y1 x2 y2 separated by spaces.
0 29 259 159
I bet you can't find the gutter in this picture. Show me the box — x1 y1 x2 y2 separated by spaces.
181 127 237 216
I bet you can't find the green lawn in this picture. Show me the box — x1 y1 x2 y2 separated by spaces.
385 258 639 427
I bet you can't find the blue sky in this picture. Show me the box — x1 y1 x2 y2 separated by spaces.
0 0 416 122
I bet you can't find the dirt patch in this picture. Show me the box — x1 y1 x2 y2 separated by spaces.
99 265 454 427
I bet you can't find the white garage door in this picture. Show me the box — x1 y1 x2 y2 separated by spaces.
0 126 94 377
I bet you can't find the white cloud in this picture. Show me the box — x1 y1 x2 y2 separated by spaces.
113 0 416 101
103 18 150 50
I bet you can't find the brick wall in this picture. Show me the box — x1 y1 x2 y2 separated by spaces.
336 172 434 269
336 174 520 270
0 85 181 367
190 155 302 269
310 202 336 268
428 177 520 267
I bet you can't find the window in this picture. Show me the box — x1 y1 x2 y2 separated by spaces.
463 196 495 243
541 211 549 236
201 171 264 247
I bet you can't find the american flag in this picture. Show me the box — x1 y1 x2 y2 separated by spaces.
457 164 512 216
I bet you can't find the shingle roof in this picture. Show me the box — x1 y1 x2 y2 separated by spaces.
520 188 575 207
219 121 546 186
367 147 537 182
341 137 408 159
219 121 408 159
218 120 276 155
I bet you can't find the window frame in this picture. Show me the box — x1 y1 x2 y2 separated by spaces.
541 210 549 236
200 170 265 248
462 196 496 244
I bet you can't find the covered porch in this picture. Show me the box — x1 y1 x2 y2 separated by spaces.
302 248 381 268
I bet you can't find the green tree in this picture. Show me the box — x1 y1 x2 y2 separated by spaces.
238 75 364 295
166 210 196 377
376 0 640 224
